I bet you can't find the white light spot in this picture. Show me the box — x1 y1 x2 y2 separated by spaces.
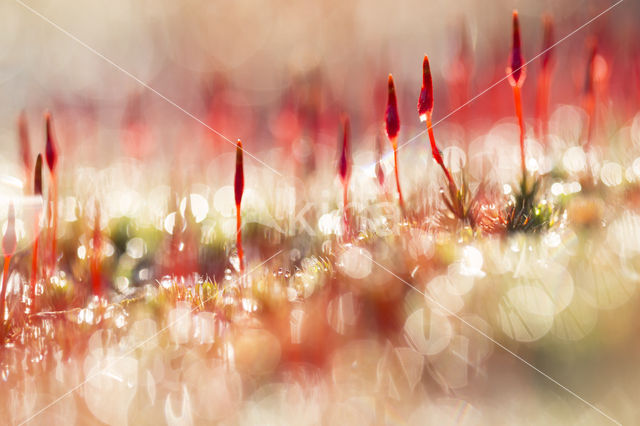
600 162 622 187
169 302 192 345
567 182 582 194
339 247 372 279
543 232 561 248
115 276 130 292
318 211 341 235
126 237 146 259
498 285 554 342
460 246 484 277
563 146 586 173
164 212 176 234
404 309 453 356
180 194 209 223
551 182 564 196
525 157 539 173
632 157 640 178
213 186 236 218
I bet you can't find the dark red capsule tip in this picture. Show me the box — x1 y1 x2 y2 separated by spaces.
338 117 351 182
2 203 17 257
512 11 521 48
34 154 43 196
234 139 244 206
45 112 58 173
418 55 434 119
385 74 400 140
508 10 525 87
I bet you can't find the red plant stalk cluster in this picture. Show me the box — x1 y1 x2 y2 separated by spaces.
30 154 43 312
338 117 351 237
375 135 385 190
18 111 32 183
1 204 17 322
385 74 405 213
45 113 59 273
584 40 598 147
507 10 527 179
448 20 473 121
418 55 456 193
234 139 245 274
536 15 554 143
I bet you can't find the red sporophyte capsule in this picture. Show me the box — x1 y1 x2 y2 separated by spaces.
45 112 58 173
234 139 244 206
2 204 17 257
385 74 400 140
541 15 554 71
418 55 434 121
338 117 351 183
18 111 32 173
507 10 526 88
34 154 43 197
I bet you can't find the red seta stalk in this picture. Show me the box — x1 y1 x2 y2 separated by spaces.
338 117 352 237
449 19 473 119
536 15 554 143
375 134 385 189
90 202 103 297
1 203 17 323
168 193 183 277
507 10 527 179
583 40 598 147
234 139 245 274
385 74 405 212
513 86 525 175
18 111 32 184
30 154 43 313
419 55 456 192
45 113 59 272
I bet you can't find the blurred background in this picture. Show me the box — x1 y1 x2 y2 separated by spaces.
0 0 638 168
2 2 640 424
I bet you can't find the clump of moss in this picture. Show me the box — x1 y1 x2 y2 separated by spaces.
441 174 478 230
505 175 557 233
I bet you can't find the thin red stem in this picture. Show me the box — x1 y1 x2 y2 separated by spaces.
236 204 244 274
50 172 58 270
585 94 596 148
91 215 102 297
342 178 349 238
426 115 456 192
537 70 550 143
30 216 39 313
391 137 405 212
513 86 526 178
1 255 11 323
91 257 102 297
